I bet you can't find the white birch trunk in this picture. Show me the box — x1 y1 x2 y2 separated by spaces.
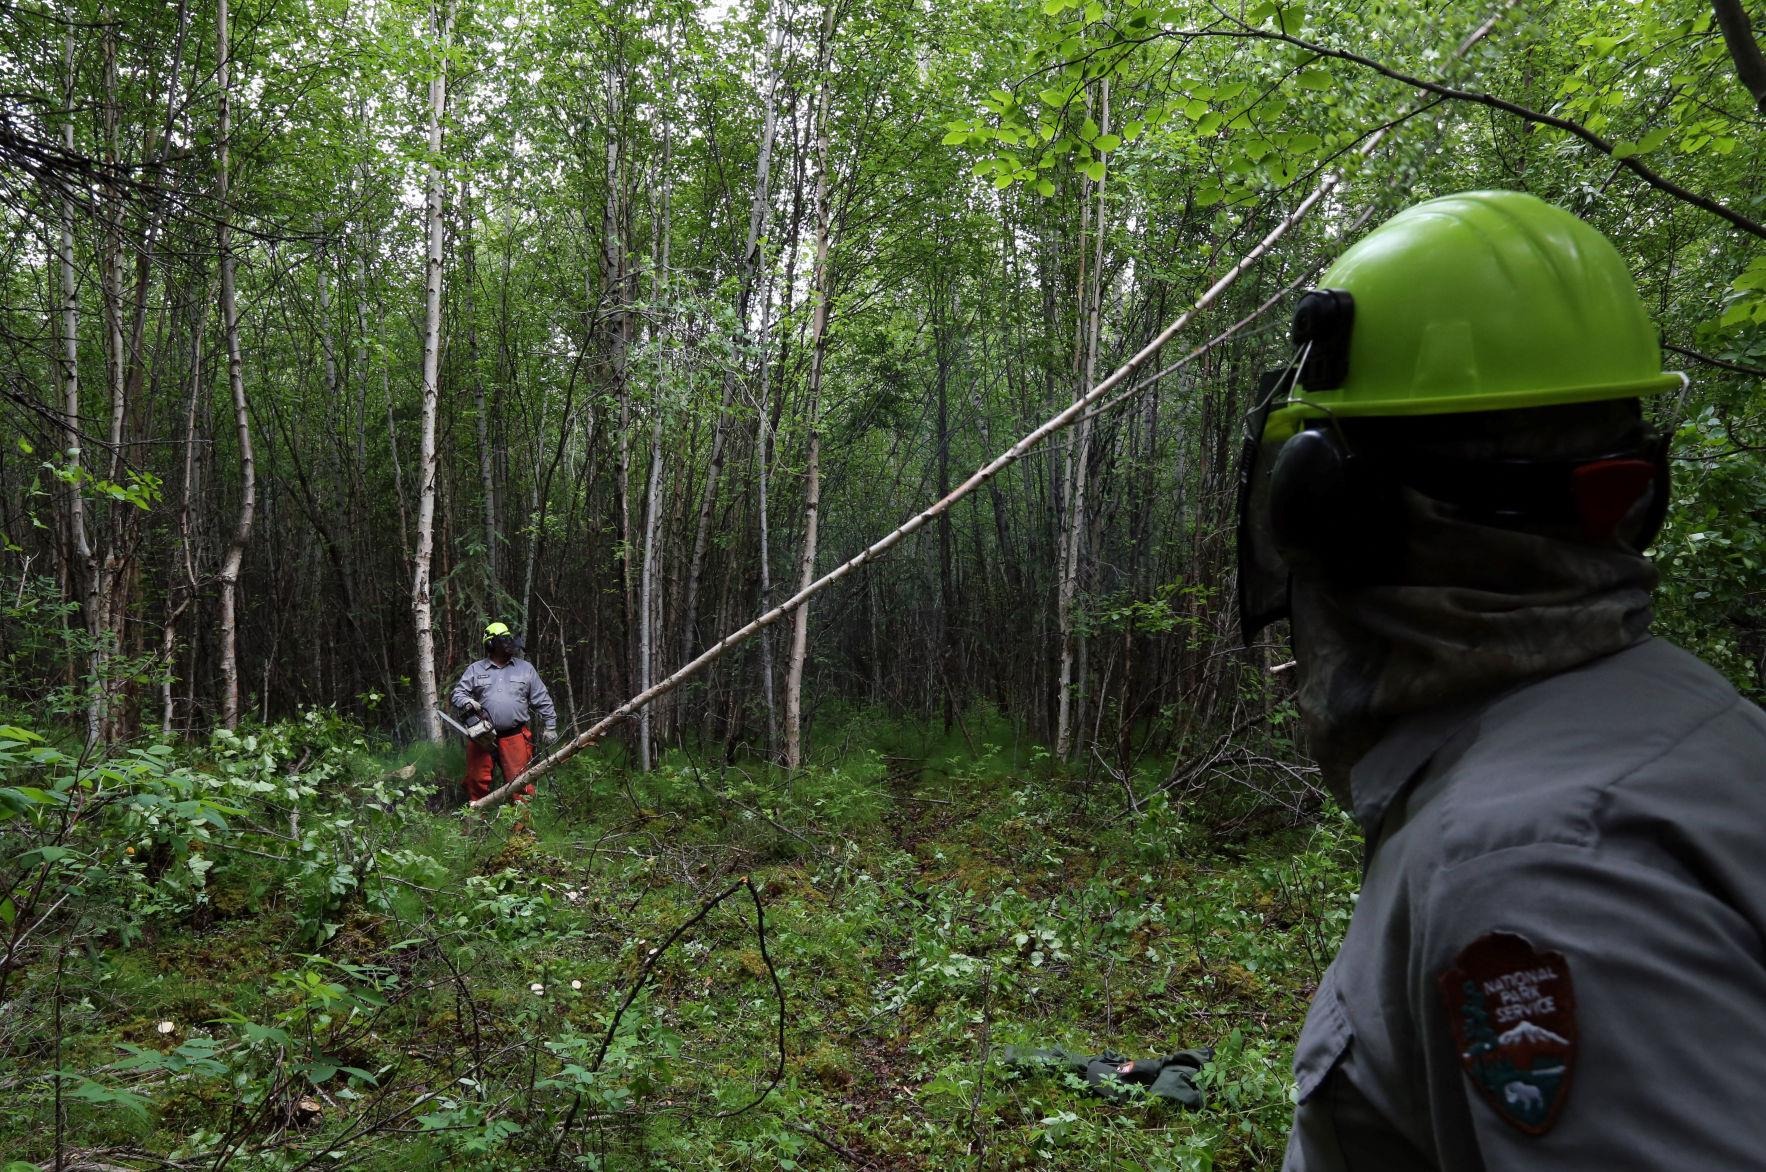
639 52 675 772
462 181 498 590
754 263 779 760
411 0 452 743
1055 79 1106 760
784 7 835 771
216 0 257 732
679 0 791 665
59 33 101 747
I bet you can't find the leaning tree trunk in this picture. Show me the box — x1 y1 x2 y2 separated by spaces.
411 0 452 743
784 7 836 771
216 0 257 732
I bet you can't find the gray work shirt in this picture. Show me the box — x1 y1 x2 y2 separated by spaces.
450 657 557 733
1284 638 1766 1169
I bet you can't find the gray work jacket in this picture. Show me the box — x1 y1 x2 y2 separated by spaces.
450 657 557 734
1283 638 1766 1169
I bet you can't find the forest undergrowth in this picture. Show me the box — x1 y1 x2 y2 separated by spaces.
0 707 1355 1171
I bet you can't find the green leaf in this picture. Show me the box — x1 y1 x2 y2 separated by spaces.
1094 134 1121 151
1080 116 1100 140
1083 0 1103 21
1035 178 1056 196
942 130 968 145
1122 120 1145 141
1297 68 1331 90
1083 160 1106 181
1195 185 1224 206
0 897 14 926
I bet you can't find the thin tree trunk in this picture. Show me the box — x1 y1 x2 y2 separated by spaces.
639 48 675 771
602 61 635 696
754 264 779 761
59 33 101 747
784 5 836 771
934 280 954 734
1055 79 1106 760
679 0 791 665
463 180 499 592
216 0 258 732
164 284 209 735
1713 0 1766 112
411 0 452 743
97 14 127 737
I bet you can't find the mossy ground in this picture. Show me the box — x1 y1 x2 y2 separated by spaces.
2 712 1354 1170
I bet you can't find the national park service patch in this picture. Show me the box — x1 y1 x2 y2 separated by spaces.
1437 932 1576 1135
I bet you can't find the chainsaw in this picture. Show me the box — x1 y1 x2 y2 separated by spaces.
437 705 497 750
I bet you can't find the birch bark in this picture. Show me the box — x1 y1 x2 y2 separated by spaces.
784 3 836 771
1054 79 1106 760
59 33 101 747
639 45 675 771
679 0 791 664
411 0 453 743
462 180 499 591
216 0 258 732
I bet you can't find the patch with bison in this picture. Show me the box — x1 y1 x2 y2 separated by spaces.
1438 931 1576 1135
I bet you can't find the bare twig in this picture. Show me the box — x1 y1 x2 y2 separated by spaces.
550 877 786 1161
1662 343 1766 380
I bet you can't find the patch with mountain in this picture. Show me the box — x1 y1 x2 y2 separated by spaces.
1438 931 1577 1136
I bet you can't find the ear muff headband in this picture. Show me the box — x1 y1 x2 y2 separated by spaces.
1291 288 1354 391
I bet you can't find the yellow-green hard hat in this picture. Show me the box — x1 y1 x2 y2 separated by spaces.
484 621 512 640
1264 190 1684 442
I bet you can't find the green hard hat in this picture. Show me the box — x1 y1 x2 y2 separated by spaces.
484 621 512 640
1264 190 1683 442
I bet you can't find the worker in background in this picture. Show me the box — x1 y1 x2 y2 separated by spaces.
451 621 559 804
1235 190 1766 1168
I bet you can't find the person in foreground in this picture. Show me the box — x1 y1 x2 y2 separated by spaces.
1235 190 1766 1169
451 622 558 805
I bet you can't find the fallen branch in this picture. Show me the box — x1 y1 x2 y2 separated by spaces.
789 1121 878 1168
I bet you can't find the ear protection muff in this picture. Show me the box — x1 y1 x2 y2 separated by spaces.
1266 425 1405 583
1571 430 1671 550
